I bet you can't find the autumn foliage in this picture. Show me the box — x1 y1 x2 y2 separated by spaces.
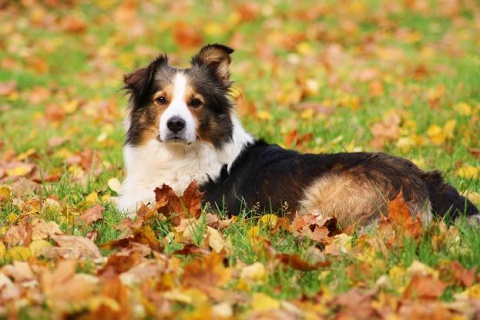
1 0 480 318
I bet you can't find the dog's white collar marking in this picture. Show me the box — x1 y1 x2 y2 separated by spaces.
118 113 253 215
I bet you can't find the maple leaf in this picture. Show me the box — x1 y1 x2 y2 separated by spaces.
80 203 105 226
403 275 447 300
155 181 204 226
387 191 423 240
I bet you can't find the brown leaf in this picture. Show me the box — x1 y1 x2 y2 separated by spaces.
440 260 477 288
49 235 102 260
181 181 203 219
31 219 63 240
3 222 32 247
276 253 331 271
100 225 163 253
80 203 105 226
329 288 378 319
173 244 211 256
403 275 447 300
155 182 203 226
98 252 142 277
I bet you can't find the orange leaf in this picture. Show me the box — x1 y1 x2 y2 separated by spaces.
387 191 423 239
403 275 447 300
183 253 232 288
181 181 204 219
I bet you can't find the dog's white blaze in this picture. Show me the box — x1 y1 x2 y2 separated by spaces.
159 72 196 143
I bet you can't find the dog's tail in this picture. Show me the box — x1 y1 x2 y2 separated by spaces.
423 171 479 223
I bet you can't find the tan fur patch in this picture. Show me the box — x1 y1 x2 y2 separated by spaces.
300 173 433 227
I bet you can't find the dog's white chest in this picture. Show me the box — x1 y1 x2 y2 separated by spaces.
118 141 222 213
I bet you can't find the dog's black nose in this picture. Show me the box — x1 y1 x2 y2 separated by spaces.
167 116 186 133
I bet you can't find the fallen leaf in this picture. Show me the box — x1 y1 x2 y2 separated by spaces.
205 226 229 254
276 253 331 271
251 292 280 312
80 203 105 226
108 178 122 194
31 219 63 240
49 235 102 260
403 275 447 300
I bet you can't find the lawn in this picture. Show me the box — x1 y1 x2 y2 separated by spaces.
1 0 480 318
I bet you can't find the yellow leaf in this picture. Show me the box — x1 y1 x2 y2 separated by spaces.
456 283 480 300
206 226 228 254
240 262 266 282
248 226 260 241
453 102 472 116
256 110 273 121
456 166 478 179
296 42 313 55
427 124 446 145
388 265 407 289
300 108 315 120
62 99 80 114
6 213 17 222
15 148 36 161
0 185 12 198
6 164 32 177
53 148 74 159
85 192 98 205
251 292 281 312
6 246 31 261
0 242 5 259
443 119 457 139
203 22 224 37
259 214 277 228
29 239 52 257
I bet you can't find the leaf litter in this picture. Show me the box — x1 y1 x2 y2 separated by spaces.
0 0 479 318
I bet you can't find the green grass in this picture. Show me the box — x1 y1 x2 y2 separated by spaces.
1 0 480 318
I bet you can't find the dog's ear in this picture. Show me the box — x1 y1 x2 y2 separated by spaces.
124 54 168 106
191 44 234 82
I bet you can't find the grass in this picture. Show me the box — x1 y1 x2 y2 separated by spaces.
1 0 480 318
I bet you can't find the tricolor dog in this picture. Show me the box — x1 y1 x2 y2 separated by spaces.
118 44 479 226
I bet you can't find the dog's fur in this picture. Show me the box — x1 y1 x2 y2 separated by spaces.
118 44 479 226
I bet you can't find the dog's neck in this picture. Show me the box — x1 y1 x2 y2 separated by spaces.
119 113 253 213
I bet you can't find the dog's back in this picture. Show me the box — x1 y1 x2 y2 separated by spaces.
202 140 479 226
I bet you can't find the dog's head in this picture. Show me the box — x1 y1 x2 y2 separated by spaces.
123 44 235 148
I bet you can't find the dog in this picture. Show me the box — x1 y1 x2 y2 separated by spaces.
118 43 479 226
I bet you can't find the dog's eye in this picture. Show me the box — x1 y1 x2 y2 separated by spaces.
155 96 167 105
189 98 203 108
